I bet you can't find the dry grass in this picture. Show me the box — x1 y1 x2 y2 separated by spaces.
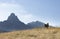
0 27 60 39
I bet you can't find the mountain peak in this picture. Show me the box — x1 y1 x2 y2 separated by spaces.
36 21 39 22
7 13 19 22
10 13 16 16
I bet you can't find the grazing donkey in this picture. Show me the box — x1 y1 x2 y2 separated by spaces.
45 23 49 28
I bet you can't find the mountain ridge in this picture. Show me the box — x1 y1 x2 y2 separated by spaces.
27 21 45 28
0 13 45 32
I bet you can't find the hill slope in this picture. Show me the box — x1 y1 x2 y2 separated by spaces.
0 28 60 39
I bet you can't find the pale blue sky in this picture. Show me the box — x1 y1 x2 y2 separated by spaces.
0 0 60 26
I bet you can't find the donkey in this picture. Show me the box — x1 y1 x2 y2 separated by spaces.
45 23 49 28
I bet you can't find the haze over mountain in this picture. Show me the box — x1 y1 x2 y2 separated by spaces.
0 13 45 32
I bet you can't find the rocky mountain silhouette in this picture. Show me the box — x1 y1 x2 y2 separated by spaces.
27 21 45 28
0 13 45 32
0 13 31 31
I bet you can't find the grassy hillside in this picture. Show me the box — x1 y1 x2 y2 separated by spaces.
0 27 60 39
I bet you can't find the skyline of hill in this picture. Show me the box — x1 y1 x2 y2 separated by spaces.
0 13 45 32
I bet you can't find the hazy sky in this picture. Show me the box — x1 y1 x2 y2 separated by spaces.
0 0 60 26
